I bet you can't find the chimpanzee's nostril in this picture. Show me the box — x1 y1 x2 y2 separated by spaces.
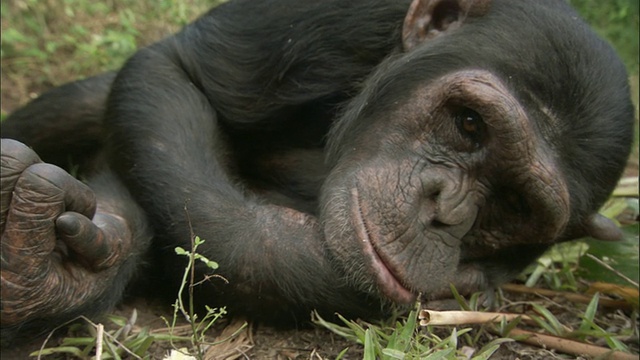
427 189 441 201
502 188 531 217
431 219 447 228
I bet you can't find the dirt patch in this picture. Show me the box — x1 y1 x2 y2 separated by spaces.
1 298 364 359
2 289 637 359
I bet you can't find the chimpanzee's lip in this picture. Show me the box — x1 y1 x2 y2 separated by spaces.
351 188 417 305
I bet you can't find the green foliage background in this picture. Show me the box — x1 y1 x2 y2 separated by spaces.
3 0 637 144
568 0 639 73
1 0 637 88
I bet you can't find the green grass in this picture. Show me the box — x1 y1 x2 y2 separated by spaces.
31 237 233 359
569 0 639 73
0 0 214 73
1 0 637 118
314 308 510 359
0 0 214 117
1 0 637 88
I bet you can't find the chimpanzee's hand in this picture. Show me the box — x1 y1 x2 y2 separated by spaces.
1 139 132 327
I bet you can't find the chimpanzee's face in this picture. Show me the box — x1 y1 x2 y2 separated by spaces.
320 0 633 303
321 69 572 303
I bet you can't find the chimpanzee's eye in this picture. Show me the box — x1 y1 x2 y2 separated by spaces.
454 107 485 147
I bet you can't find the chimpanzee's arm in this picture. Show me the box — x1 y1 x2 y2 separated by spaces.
105 40 352 312
1 72 116 169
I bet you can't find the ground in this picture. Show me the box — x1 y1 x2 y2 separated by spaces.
1 285 638 359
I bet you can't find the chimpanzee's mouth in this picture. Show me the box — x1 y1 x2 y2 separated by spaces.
351 188 417 304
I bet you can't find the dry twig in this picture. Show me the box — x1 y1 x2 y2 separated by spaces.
420 309 637 359
418 310 532 326
96 323 104 360
502 328 636 360
501 283 634 311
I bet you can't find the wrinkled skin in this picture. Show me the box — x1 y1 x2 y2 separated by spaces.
1 0 635 343
322 70 572 303
0 140 138 328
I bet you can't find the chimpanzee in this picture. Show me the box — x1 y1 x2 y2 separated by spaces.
1 0 634 343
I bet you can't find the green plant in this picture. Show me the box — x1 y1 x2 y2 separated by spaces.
314 308 507 359
163 235 229 359
29 312 190 359
30 233 229 359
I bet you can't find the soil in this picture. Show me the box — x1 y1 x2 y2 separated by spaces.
1 297 365 359
2 286 638 359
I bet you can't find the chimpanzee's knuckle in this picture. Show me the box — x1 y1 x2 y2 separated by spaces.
0 139 41 172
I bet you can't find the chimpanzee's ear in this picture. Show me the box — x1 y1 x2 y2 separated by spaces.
402 0 492 51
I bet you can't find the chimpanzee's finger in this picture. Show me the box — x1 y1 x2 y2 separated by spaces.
26 163 96 218
56 212 129 271
2 163 96 264
0 139 42 231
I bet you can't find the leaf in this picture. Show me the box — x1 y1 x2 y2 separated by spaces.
497 316 522 337
363 329 376 360
29 346 85 357
61 337 96 346
390 310 416 351
576 317 630 352
337 314 367 343
448 327 458 348
382 348 406 359
312 312 361 343
579 224 639 285
471 344 500 360
578 293 599 334
335 347 350 360
449 284 470 311
474 338 514 359
422 348 454 360
533 304 565 334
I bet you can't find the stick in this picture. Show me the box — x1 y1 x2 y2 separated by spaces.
419 309 531 326
501 284 633 311
419 309 637 359
503 328 636 360
96 323 104 360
